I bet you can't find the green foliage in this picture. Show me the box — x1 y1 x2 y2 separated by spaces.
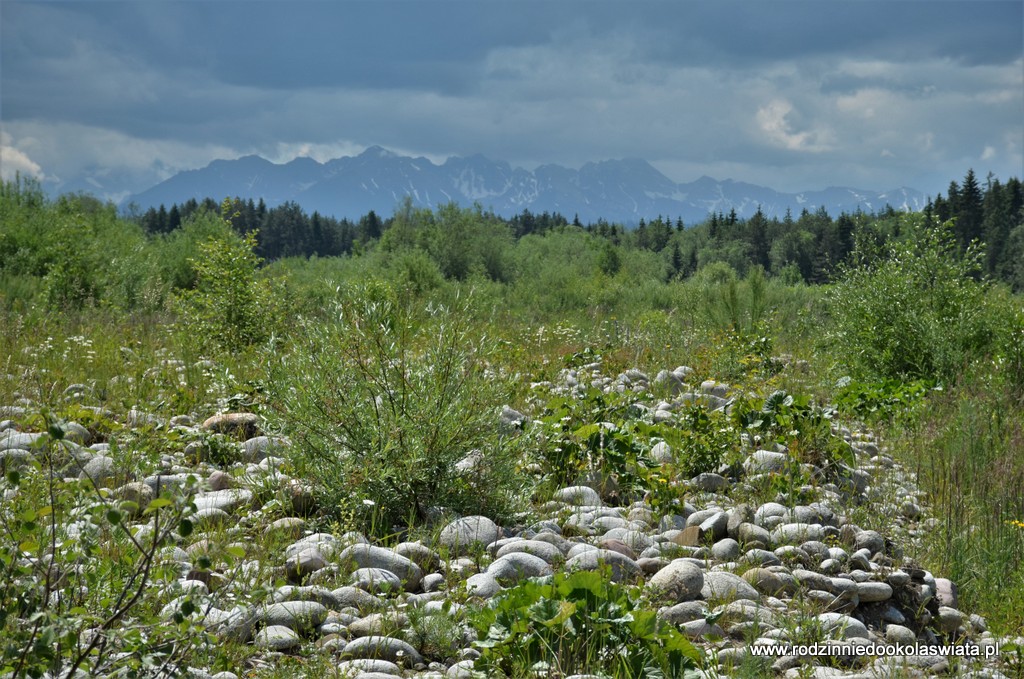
471 569 703 678
897 382 1024 634
0 415 200 678
827 217 997 383
534 387 649 494
268 283 527 533
0 181 161 311
174 202 279 351
832 376 933 422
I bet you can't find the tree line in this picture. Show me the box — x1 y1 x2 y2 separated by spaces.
132 169 1023 289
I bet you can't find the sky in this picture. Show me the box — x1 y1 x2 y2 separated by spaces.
1 0 1022 202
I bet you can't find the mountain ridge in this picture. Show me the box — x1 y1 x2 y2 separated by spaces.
123 148 927 224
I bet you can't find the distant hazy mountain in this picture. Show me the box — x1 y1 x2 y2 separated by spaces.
123 146 926 224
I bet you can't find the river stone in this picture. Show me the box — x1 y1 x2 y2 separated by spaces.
727 505 754 537
817 612 869 639
241 436 287 462
658 600 706 624
743 568 788 596
935 578 958 608
699 512 729 541
701 571 760 602
286 547 327 581
737 523 771 549
565 549 640 582
854 529 885 554
266 517 306 540
337 658 402 676
79 455 115 485
741 549 782 567
857 581 893 603
143 473 200 495
745 451 788 474
753 502 788 526
205 606 256 642
446 660 475 678
711 538 740 561
347 612 408 638
771 523 825 545
193 488 253 514
193 507 230 527
350 568 403 593
343 635 423 666
261 601 328 633
286 533 341 559
438 516 500 556
465 572 502 598
553 485 602 506
692 473 729 492
672 525 705 547
274 585 340 610
650 441 673 463
0 449 33 474
254 624 300 651
202 412 260 438
0 431 43 451
113 482 153 517
495 539 564 564
936 606 964 634
339 544 423 591
487 552 553 585
646 559 703 602
393 542 442 572
602 528 654 553
885 624 917 645
680 619 727 639
331 586 384 611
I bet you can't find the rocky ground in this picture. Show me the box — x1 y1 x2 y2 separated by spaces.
1 359 1021 679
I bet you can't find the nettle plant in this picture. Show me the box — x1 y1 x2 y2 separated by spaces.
0 416 201 678
471 569 704 678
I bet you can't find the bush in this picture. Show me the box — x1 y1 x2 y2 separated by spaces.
0 416 201 677
268 283 527 534
826 218 997 383
471 569 703 677
173 203 279 351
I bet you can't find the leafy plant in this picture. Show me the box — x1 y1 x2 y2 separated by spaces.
832 376 933 422
0 414 201 678
826 218 997 383
471 569 703 678
534 387 649 494
174 201 280 351
268 283 527 534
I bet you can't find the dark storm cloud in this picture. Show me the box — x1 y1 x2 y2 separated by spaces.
2 0 1021 196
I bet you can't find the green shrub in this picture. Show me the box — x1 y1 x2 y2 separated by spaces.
0 415 201 677
268 283 527 534
826 218 997 383
471 569 703 678
173 202 279 351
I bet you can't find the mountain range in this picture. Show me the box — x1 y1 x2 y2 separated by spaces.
123 146 927 225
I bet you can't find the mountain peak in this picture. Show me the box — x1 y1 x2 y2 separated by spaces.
360 145 398 159
125 150 926 225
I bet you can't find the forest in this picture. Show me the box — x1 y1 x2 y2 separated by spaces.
125 169 1024 289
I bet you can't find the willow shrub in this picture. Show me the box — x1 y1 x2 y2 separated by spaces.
826 218 997 384
267 283 527 535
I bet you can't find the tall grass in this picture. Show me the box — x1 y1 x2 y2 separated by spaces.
896 382 1024 633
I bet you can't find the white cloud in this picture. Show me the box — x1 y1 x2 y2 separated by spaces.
755 99 835 152
0 145 45 181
